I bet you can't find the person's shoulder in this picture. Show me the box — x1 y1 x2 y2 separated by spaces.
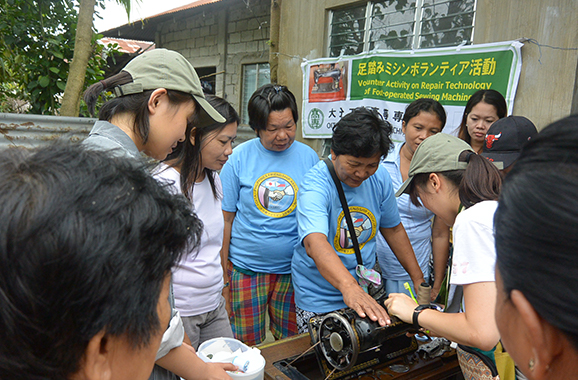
231 137 258 154
225 138 258 167
301 160 328 185
466 200 498 215
304 159 326 175
292 140 317 153
457 200 498 226
370 164 392 186
382 142 403 163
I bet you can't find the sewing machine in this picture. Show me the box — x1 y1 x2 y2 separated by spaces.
259 294 462 380
260 332 462 380
312 65 343 93
306 308 419 377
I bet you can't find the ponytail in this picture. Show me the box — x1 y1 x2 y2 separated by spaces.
459 152 502 208
83 71 134 117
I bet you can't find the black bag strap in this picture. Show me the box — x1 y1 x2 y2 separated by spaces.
323 158 363 266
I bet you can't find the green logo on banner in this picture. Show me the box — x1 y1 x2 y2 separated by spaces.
308 108 324 129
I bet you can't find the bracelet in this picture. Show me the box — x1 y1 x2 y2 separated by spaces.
412 304 436 330
223 281 230 288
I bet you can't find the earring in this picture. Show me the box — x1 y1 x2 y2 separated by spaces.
529 358 535 371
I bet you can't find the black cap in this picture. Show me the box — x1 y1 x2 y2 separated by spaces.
481 116 538 169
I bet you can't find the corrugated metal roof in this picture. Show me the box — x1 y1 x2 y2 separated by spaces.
0 113 255 151
99 37 155 54
101 0 227 41
0 113 94 150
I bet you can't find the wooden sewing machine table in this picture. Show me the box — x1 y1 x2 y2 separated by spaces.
258 334 463 380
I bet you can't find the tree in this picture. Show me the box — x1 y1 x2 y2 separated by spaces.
60 0 132 116
0 0 128 115
0 0 77 114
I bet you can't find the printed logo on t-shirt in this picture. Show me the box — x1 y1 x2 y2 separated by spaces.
333 207 377 254
253 172 298 218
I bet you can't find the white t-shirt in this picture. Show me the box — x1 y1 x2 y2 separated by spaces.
450 200 498 286
155 164 224 316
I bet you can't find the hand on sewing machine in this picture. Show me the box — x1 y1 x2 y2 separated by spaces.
341 282 391 326
383 293 417 323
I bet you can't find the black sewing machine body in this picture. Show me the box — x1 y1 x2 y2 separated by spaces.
306 307 417 379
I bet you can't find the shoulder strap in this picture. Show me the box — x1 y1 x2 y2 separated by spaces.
323 158 363 266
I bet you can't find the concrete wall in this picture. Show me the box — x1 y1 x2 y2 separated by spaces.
474 1 578 129
156 0 270 121
277 0 578 149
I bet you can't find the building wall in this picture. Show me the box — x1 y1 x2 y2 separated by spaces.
155 0 271 142
277 0 578 151
474 0 578 129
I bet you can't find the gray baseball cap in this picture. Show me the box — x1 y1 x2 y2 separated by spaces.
114 48 225 127
396 133 472 196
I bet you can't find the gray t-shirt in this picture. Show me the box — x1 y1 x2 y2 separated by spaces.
82 120 141 159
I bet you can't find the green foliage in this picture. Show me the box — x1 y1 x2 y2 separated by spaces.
0 0 120 115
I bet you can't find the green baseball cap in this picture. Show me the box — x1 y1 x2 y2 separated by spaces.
396 133 473 196
114 48 226 127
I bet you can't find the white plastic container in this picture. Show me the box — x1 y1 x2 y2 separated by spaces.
197 337 265 380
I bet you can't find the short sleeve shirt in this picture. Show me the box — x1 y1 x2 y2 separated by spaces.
291 160 401 313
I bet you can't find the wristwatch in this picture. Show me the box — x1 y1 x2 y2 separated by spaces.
412 304 437 330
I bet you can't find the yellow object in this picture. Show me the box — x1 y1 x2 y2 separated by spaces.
404 282 417 303
495 341 516 380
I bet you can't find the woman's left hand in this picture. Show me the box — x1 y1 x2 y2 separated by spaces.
383 293 418 324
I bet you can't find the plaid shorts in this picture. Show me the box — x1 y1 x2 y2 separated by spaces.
228 262 298 346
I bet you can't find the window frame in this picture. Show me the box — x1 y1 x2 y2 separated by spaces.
327 0 477 56
240 62 271 126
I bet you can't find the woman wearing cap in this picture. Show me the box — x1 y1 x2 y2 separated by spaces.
220 84 319 346
494 114 578 380
84 49 235 380
457 89 507 154
384 133 503 378
83 48 225 161
375 98 450 301
155 95 238 349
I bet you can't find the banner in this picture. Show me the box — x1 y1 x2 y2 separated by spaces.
301 41 523 141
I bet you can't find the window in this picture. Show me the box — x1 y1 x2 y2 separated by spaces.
240 63 270 125
196 66 216 95
328 0 476 56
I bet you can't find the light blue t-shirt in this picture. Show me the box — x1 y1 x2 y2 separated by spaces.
220 138 319 274
291 160 401 313
376 142 434 280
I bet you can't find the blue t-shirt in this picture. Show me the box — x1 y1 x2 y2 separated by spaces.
220 138 319 274
376 142 434 280
291 160 401 313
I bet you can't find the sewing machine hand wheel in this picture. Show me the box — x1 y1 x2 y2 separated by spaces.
319 312 360 371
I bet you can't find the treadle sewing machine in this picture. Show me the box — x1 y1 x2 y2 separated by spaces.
259 287 463 380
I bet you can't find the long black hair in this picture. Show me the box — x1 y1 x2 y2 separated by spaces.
165 95 239 200
495 114 578 351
